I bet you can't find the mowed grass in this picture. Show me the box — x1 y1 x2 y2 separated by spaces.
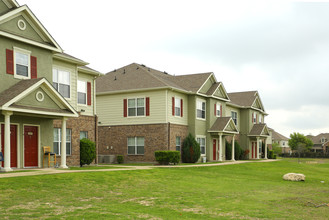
0 159 328 219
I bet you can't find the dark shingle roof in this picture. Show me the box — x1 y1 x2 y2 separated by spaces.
228 91 257 107
0 78 43 106
96 63 212 94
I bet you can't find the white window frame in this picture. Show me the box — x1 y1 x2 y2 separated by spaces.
80 131 88 140
53 68 71 99
77 80 87 105
53 128 72 156
176 136 181 151
14 47 31 79
127 137 145 155
231 111 238 125
216 102 221 117
196 99 206 120
197 136 206 156
175 97 181 117
127 97 145 117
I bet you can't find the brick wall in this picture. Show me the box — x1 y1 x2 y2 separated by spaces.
98 123 189 163
53 114 98 166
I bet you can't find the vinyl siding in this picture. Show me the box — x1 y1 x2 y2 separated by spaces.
167 90 188 125
97 89 167 126
77 72 95 116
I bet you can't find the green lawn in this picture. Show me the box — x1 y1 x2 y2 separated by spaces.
0 159 328 219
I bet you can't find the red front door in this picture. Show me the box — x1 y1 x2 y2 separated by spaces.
1 124 18 167
24 126 38 167
213 139 216 160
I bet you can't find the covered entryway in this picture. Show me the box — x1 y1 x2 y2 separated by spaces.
208 117 239 161
1 124 17 168
24 125 38 167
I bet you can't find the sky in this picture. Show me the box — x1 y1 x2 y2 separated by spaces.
18 0 329 137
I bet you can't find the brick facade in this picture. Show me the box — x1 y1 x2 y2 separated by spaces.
53 115 98 166
98 123 189 162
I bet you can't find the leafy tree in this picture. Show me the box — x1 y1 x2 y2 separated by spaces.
288 132 313 151
182 133 201 163
80 138 96 167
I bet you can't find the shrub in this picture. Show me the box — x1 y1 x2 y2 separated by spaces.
117 155 124 164
80 138 96 167
182 133 201 163
155 151 180 165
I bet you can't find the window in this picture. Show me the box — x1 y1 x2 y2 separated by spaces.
176 136 181 151
197 100 206 119
231 111 238 125
14 48 31 78
128 137 144 155
80 131 88 140
53 128 71 155
128 98 145 117
53 68 70 98
216 103 221 117
252 113 257 124
175 98 181 116
197 137 206 155
77 80 87 104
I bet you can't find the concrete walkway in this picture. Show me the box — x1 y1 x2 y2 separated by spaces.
0 159 278 179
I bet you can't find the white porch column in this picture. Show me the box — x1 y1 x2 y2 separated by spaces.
218 133 222 161
256 137 260 159
2 111 13 172
60 117 68 168
231 135 235 161
264 138 268 159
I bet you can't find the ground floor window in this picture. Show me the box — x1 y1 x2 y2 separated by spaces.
176 136 181 151
80 131 88 140
197 137 206 155
53 128 71 155
127 137 144 155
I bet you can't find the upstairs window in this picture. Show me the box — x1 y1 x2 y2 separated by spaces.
53 68 70 98
197 100 206 119
231 111 238 125
128 98 145 117
78 80 87 105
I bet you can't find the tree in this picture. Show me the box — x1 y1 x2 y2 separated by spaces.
182 133 201 163
80 138 96 167
288 132 313 151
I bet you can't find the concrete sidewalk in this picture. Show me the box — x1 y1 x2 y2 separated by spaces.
0 159 278 179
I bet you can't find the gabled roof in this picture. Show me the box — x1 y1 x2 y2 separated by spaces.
96 63 221 97
0 78 78 117
249 123 270 137
227 91 266 113
271 129 289 141
208 117 239 134
0 4 62 52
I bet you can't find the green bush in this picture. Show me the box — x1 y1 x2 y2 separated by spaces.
155 151 180 165
182 133 201 163
80 138 96 167
117 155 124 164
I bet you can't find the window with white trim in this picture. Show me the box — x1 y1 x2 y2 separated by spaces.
197 137 206 155
216 103 221 117
176 136 181 151
196 100 206 119
80 131 88 140
77 80 87 104
53 68 70 98
231 111 238 125
14 48 30 78
53 128 71 155
175 98 181 116
128 98 145 117
252 112 257 124
128 137 144 155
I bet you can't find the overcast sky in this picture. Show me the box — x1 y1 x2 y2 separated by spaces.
19 0 329 137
